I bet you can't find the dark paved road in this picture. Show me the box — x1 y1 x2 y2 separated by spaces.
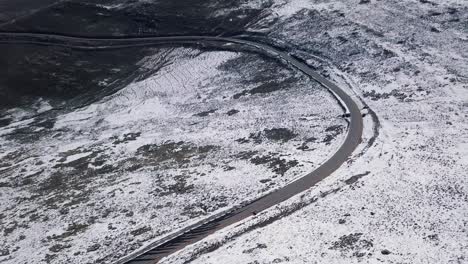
0 32 363 264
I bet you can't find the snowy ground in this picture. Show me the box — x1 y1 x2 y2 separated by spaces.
1 0 467 263
158 0 468 263
0 46 346 263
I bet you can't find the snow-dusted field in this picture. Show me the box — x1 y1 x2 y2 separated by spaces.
159 0 468 263
0 46 346 263
1 0 467 263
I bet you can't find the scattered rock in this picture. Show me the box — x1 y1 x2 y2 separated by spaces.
112 132 141 145
0 249 10 256
59 208 69 215
263 128 298 142
323 125 344 144
381 249 391 255
238 128 298 144
34 119 55 129
194 109 217 117
251 154 299 176
354 252 366 257
87 244 100 252
137 141 218 165
235 137 250 144
344 171 370 185
233 82 287 99
363 89 407 101
234 151 258 160
223 165 236 171
226 109 239 116
49 244 71 253
330 233 373 251
44 254 56 263
428 10 442 16
242 243 268 254
130 226 152 236
419 0 438 5
447 7 457 14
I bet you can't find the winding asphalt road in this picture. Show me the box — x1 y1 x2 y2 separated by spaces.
0 32 363 264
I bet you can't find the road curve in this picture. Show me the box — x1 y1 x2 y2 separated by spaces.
0 32 363 264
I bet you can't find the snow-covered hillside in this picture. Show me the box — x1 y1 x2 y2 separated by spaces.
0 0 466 263
0 46 346 263
160 0 468 263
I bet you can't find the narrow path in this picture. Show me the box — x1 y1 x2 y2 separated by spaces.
0 32 363 264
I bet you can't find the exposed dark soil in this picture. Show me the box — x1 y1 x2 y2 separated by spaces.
242 243 267 254
220 53 304 97
329 233 374 252
237 128 298 144
0 0 278 115
344 171 371 185
0 117 12 127
226 109 239 116
233 81 292 99
323 125 344 144
136 141 218 167
0 0 58 24
112 132 141 145
0 44 158 111
1 0 274 37
363 89 408 101
250 153 299 176
194 109 217 117
263 128 298 142
297 137 318 151
235 151 259 160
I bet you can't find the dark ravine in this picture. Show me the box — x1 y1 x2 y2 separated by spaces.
0 32 363 264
